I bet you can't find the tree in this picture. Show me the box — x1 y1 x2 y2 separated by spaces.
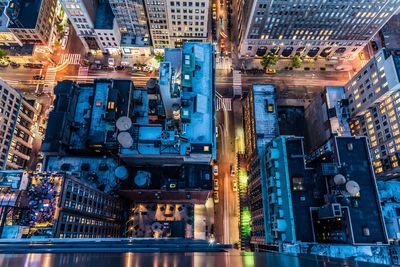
292 55 302 68
261 52 278 69
0 49 6 59
154 52 164 63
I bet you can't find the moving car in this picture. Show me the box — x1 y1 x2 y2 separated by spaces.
33 75 44 80
108 57 115 67
213 178 219 191
212 11 217 20
213 165 219 176
213 191 219 204
212 3 216 12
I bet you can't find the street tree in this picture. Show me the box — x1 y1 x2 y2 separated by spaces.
154 52 164 63
292 55 302 68
0 48 6 59
261 52 279 69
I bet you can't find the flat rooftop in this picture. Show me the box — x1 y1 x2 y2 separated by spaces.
253 84 279 153
94 2 114 30
45 156 119 193
7 0 40 29
119 43 216 163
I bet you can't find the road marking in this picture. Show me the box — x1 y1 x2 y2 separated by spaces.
232 70 242 96
60 53 81 65
217 97 232 111
43 67 57 93
77 66 89 81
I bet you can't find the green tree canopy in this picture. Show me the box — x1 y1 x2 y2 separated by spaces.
261 52 279 69
292 55 302 68
0 49 6 59
154 52 164 63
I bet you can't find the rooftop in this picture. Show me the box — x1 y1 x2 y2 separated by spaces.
94 1 114 30
253 84 279 153
45 156 120 193
120 33 150 47
119 43 216 164
7 0 40 29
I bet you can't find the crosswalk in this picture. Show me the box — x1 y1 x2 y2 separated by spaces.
233 70 242 97
60 53 81 65
217 97 232 111
43 67 57 93
77 66 89 81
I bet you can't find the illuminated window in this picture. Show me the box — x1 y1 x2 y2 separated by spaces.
107 101 115 109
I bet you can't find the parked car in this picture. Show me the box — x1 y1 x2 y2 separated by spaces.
213 178 219 191
23 63 33 68
115 65 125 71
32 63 44 69
232 180 238 192
213 191 219 204
230 165 236 177
213 165 219 176
10 61 20 68
0 59 8 67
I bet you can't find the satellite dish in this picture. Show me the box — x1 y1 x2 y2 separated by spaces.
345 180 360 196
118 132 133 148
334 174 346 185
116 116 132 131
115 166 128 180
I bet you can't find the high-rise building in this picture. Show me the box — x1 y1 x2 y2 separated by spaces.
305 86 350 152
346 49 400 179
237 0 400 59
0 80 41 170
107 0 151 57
144 0 210 49
108 0 148 35
6 0 57 47
60 0 121 53
0 171 122 239
0 0 21 46
243 84 279 245
251 135 388 250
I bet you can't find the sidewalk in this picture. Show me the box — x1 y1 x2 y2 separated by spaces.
232 55 363 74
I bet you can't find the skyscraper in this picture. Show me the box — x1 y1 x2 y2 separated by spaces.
237 0 400 59
60 0 121 53
6 0 57 47
346 48 400 179
144 0 210 49
0 80 41 170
